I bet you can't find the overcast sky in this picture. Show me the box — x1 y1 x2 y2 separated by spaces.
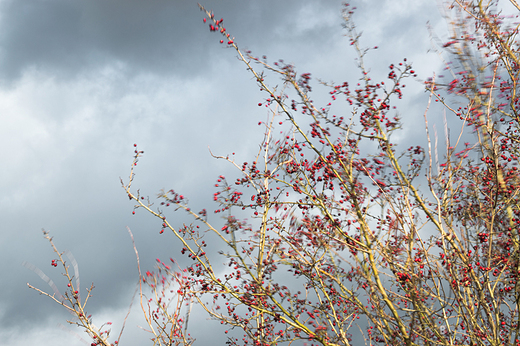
0 0 453 345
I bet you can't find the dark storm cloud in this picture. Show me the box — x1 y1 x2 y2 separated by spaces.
0 0 340 84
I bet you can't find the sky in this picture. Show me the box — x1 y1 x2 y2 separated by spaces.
0 0 456 345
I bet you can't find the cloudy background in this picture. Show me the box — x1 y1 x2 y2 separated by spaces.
0 0 452 345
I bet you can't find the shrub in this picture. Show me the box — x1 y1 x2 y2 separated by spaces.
30 1 520 345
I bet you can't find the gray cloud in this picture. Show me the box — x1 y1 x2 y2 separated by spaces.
0 0 342 84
